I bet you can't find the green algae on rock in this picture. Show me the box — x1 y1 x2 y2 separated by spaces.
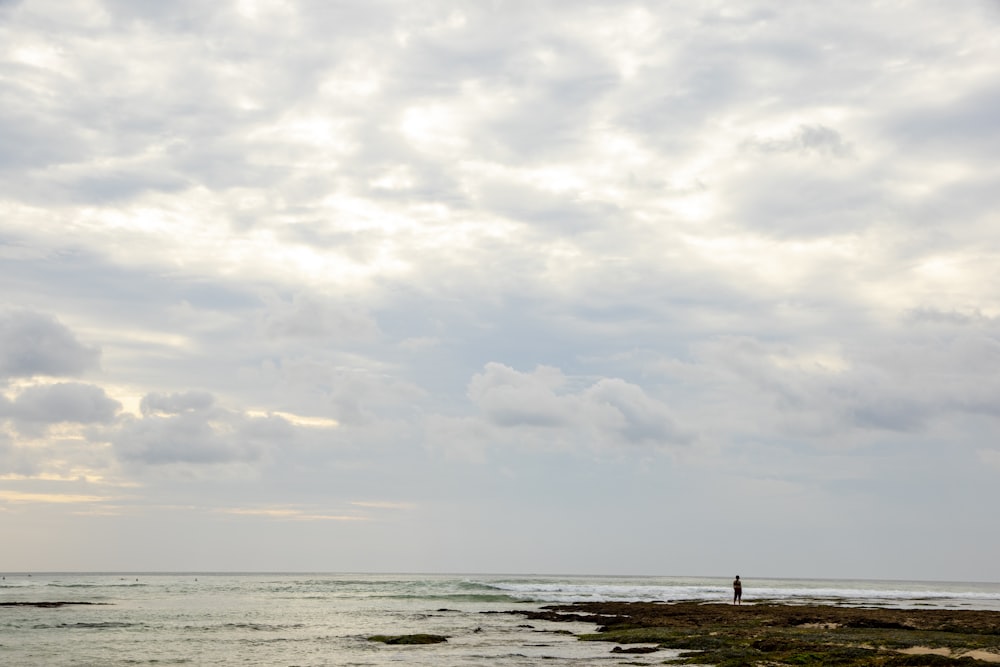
516 601 1000 666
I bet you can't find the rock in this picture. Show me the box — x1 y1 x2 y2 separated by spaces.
0 602 104 608
612 645 660 654
367 633 448 645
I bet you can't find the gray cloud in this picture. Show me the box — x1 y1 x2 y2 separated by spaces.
3 382 120 425
891 83 1000 159
464 363 691 448
742 124 851 158
689 319 1000 440
468 363 573 429
114 398 270 466
3 0 1000 578
0 310 100 379
583 378 691 445
262 293 381 342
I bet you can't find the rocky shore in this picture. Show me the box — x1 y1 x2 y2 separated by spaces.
516 601 1000 665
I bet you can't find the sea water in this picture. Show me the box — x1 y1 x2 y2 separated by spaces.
2 573 999 666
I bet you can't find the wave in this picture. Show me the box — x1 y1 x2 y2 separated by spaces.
8 574 997 612
477 578 1000 609
47 582 147 588
219 622 306 631
458 580 506 591
375 593 523 603
43 621 142 629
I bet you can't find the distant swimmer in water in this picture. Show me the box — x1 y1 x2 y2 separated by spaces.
733 575 742 605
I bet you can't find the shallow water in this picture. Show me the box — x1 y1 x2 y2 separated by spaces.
2 573 998 666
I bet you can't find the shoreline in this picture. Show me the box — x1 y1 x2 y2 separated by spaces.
515 600 1000 665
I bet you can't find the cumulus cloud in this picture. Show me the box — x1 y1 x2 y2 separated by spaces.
115 394 280 466
3 382 121 426
462 363 691 448
468 364 572 428
583 378 690 445
0 310 100 379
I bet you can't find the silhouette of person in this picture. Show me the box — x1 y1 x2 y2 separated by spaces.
733 575 742 605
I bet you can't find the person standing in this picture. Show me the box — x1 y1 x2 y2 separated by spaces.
733 575 742 605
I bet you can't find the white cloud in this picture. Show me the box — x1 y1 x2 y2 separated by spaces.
140 390 214 416
2 0 1000 578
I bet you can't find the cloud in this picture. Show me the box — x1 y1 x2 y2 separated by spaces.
113 391 293 466
262 293 380 341
217 505 369 522
350 500 414 510
742 124 851 158
978 449 1000 472
2 0 1000 578
688 321 1000 441
3 382 121 426
468 364 573 428
0 310 100 379
891 82 1000 159
583 377 692 445
461 362 691 448
0 490 111 504
112 413 246 466
140 390 215 416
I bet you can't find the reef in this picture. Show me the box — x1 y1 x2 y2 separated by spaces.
516 601 1000 665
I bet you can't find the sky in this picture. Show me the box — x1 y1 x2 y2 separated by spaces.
2 0 999 581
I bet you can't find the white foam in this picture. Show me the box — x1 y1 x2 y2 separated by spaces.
480 577 1000 610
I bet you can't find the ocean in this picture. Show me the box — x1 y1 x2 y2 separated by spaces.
3 573 999 666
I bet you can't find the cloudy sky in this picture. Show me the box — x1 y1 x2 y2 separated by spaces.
2 0 999 581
